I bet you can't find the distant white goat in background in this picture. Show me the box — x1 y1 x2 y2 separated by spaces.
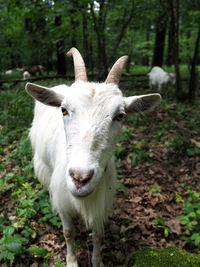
23 71 31 80
148 66 176 91
5 70 13 75
25 48 161 267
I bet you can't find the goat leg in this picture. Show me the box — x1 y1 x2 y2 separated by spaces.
92 232 104 267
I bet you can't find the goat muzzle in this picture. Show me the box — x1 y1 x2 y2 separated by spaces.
69 168 94 189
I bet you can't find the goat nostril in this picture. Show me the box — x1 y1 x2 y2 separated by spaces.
69 169 75 178
69 168 94 188
80 169 94 183
89 169 94 178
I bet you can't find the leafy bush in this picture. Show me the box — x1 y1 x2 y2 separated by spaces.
0 226 25 264
177 189 200 249
167 135 192 155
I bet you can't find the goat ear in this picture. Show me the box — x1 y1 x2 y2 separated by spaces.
25 83 64 107
124 94 161 114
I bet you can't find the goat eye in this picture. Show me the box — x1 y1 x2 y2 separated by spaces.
61 107 68 116
113 113 125 122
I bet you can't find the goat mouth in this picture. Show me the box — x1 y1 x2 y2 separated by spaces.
71 187 95 198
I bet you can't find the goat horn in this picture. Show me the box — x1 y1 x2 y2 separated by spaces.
67 47 88 82
105 55 128 84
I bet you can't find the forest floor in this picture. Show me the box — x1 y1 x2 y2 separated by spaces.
0 78 200 266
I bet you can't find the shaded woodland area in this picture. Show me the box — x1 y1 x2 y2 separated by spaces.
0 1 200 267
0 0 200 102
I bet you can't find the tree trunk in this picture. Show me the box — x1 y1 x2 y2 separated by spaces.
82 12 89 69
167 0 182 101
143 25 150 66
174 0 182 101
152 13 167 67
166 17 174 66
90 1 108 80
188 29 200 103
89 43 94 75
55 15 66 75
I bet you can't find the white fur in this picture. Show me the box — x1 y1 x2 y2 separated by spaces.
30 82 120 230
148 66 176 91
27 80 161 266
23 71 31 80
5 70 13 75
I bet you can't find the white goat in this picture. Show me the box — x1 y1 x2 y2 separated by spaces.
5 70 13 75
25 48 161 267
23 71 31 80
148 66 176 91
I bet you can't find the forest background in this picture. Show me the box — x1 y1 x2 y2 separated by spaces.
0 0 200 266
0 0 200 102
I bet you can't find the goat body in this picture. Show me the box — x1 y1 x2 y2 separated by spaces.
26 48 161 267
148 66 176 91
5 70 13 75
22 65 44 76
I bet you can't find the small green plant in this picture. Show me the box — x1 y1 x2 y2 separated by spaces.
55 260 66 267
0 226 26 264
149 186 162 193
0 172 15 193
153 217 171 237
116 182 128 194
134 140 150 163
167 135 191 155
175 191 184 203
28 245 49 258
177 189 200 249
131 152 138 167
120 127 134 142
115 145 126 158
38 191 62 228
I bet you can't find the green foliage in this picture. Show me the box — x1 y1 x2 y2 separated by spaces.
177 189 200 249
0 0 199 80
0 84 33 143
153 217 171 237
119 127 134 142
116 182 128 194
55 260 66 267
0 83 61 265
28 246 49 258
175 191 184 203
167 135 200 156
131 152 138 167
132 140 150 164
149 186 162 193
38 191 62 228
115 127 134 158
0 226 25 264
0 173 15 193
